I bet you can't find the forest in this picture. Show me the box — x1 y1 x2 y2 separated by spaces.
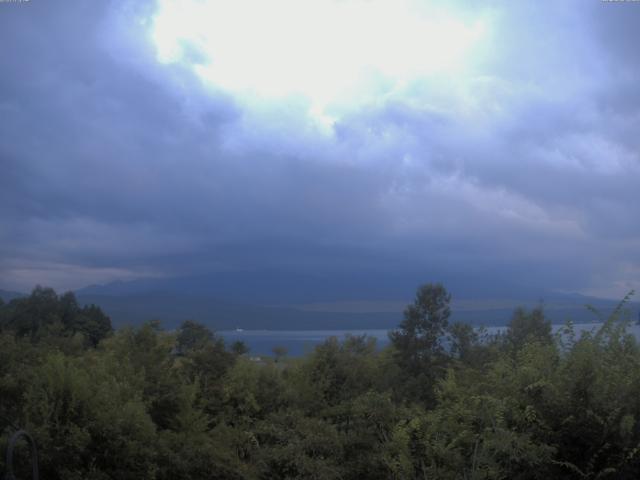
1 284 639 479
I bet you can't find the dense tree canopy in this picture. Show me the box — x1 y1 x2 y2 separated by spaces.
0 286 112 346
388 283 452 405
1 285 639 479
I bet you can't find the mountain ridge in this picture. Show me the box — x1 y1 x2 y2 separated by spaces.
72 272 635 330
3 275 636 331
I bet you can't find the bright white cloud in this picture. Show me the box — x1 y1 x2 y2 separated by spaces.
151 0 488 121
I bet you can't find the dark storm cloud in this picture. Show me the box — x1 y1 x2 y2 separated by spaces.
0 0 639 297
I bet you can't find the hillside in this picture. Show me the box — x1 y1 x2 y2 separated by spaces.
74 274 634 329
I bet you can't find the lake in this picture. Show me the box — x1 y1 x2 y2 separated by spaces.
219 322 640 357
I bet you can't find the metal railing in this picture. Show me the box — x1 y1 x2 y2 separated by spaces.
3 430 39 480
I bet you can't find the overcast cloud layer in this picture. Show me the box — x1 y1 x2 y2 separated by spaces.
1 0 639 299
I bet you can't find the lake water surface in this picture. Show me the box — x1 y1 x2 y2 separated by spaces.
220 322 640 357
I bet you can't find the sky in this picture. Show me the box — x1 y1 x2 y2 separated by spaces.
0 0 639 299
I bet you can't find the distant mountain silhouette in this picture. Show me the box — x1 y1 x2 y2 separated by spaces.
75 269 569 302
72 271 635 330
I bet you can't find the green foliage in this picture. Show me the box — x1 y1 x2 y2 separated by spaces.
0 286 112 347
296 335 380 409
231 340 250 356
254 410 343 479
2 285 640 479
389 283 452 405
272 345 288 363
506 306 553 351
390 283 452 364
23 352 157 479
176 320 214 354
